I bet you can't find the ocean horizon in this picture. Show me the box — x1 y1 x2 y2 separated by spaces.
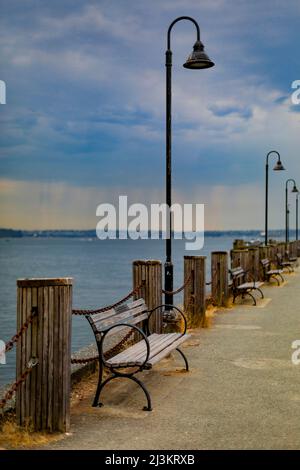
0 232 286 388
0 227 292 238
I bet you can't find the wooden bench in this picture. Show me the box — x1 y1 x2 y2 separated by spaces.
260 258 284 286
86 299 190 411
285 250 298 263
229 267 264 306
276 253 294 272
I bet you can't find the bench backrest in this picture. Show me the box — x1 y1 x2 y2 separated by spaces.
229 267 245 285
87 298 148 338
260 258 270 268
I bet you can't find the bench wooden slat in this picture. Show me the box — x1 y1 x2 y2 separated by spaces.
94 307 147 331
109 336 150 364
129 333 180 363
107 333 186 368
107 333 180 366
115 298 146 313
93 304 148 331
261 259 269 266
111 333 178 365
103 313 149 338
90 299 146 325
230 268 244 277
267 269 283 275
148 335 190 366
237 281 264 289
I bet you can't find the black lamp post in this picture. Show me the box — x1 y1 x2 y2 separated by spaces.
296 192 299 241
285 179 299 243
164 16 214 308
265 151 285 246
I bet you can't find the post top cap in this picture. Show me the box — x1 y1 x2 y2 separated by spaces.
17 278 73 287
133 260 161 266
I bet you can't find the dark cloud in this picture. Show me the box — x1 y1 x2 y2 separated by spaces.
0 0 300 228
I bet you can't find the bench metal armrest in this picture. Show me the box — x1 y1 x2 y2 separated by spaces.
245 270 255 284
100 323 150 369
147 304 187 336
242 269 261 287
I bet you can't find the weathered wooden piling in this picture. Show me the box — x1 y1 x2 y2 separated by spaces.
247 247 260 279
183 256 206 327
211 251 229 306
231 249 249 270
16 278 72 432
268 244 277 266
289 241 298 259
259 246 269 278
132 260 162 333
233 239 246 250
276 242 286 258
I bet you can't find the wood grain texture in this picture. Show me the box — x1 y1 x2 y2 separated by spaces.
106 333 190 368
231 249 249 271
211 251 229 307
184 256 206 327
132 260 162 333
247 247 260 280
16 278 72 432
17 278 73 287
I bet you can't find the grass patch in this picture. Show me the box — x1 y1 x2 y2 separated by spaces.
201 304 216 328
0 412 61 449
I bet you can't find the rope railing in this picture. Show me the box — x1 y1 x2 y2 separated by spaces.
71 323 135 364
5 307 38 353
71 283 146 363
71 355 98 365
72 281 146 316
205 268 218 286
206 267 231 306
162 273 192 296
0 308 39 410
0 358 38 410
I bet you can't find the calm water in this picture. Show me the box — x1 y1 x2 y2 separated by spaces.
0 236 237 387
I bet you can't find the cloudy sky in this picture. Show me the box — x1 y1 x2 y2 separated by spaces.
0 0 300 230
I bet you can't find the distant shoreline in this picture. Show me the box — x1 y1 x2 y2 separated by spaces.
0 228 288 239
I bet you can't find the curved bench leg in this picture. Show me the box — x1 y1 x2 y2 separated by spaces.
92 361 104 407
247 291 257 306
257 288 264 299
129 376 153 411
273 275 280 286
93 373 153 411
279 273 284 282
176 347 189 371
93 374 116 407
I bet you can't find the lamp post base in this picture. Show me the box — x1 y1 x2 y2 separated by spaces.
163 308 182 333
164 261 174 309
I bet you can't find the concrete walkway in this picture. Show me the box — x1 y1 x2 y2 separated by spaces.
47 269 300 450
